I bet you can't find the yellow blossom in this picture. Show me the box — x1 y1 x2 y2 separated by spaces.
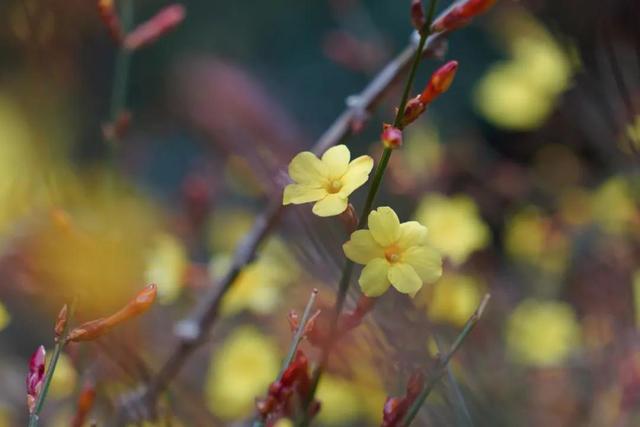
506 299 581 366
416 274 482 327
316 375 364 425
283 145 373 217
0 302 9 331
211 239 298 316
591 176 636 235
415 194 490 265
273 419 293 427
205 327 280 420
504 207 569 275
48 353 77 398
145 233 188 304
343 207 442 297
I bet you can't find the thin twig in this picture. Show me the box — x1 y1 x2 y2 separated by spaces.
28 300 77 427
400 294 490 427
298 3 440 425
279 289 319 380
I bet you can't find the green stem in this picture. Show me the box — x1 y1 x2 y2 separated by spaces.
106 0 134 161
28 301 77 427
400 294 490 426
297 2 439 425
278 289 320 380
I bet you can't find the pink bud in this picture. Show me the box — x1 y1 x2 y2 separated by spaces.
381 124 403 149
410 0 426 34
419 60 459 104
124 4 186 51
26 345 46 414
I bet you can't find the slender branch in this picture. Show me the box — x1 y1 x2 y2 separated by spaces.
297 4 440 426
279 289 319 380
400 294 490 426
28 300 77 427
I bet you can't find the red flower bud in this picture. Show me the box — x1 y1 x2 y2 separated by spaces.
431 0 497 33
26 345 46 414
382 124 403 149
97 0 124 43
400 97 426 127
67 284 157 342
420 60 459 105
124 4 186 51
410 0 426 34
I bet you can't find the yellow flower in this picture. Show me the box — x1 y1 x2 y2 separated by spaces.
0 302 10 331
205 327 280 420
506 299 581 366
212 239 299 316
283 145 373 217
48 353 77 398
591 176 636 235
316 375 362 425
145 233 188 304
416 274 482 327
343 207 442 297
415 194 490 265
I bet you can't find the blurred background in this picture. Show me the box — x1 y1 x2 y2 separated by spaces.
1 0 640 425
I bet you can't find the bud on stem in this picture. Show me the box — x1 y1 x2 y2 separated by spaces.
124 4 186 51
67 284 157 342
26 346 46 414
431 0 497 33
54 304 68 341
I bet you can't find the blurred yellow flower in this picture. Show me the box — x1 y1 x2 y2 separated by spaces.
416 274 483 327
506 299 581 366
205 327 280 420
212 239 298 316
273 419 293 427
28 176 160 312
48 353 77 398
317 375 362 426
415 194 490 265
145 233 188 304
473 9 574 130
283 145 373 217
633 271 640 329
208 207 255 254
504 207 569 275
591 176 636 235
626 115 640 151
0 406 10 427
0 302 10 331
343 207 442 297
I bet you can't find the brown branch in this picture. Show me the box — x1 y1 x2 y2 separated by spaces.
123 30 448 420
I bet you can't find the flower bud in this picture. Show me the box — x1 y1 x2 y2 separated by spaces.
431 0 497 33
67 284 157 342
26 345 46 414
54 304 68 341
339 203 358 233
97 0 124 43
410 0 426 34
124 4 186 51
419 60 459 105
382 124 403 149
400 96 426 127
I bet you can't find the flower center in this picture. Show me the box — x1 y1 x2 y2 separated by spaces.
326 179 343 194
384 246 401 263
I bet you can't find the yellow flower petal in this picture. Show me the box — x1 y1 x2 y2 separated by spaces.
283 184 327 205
288 151 326 185
368 207 400 247
402 246 442 284
343 230 384 265
340 155 374 195
397 221 428 250
312 194 348 217
321 145 350 178
388 262 422 296
358 258 391 297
